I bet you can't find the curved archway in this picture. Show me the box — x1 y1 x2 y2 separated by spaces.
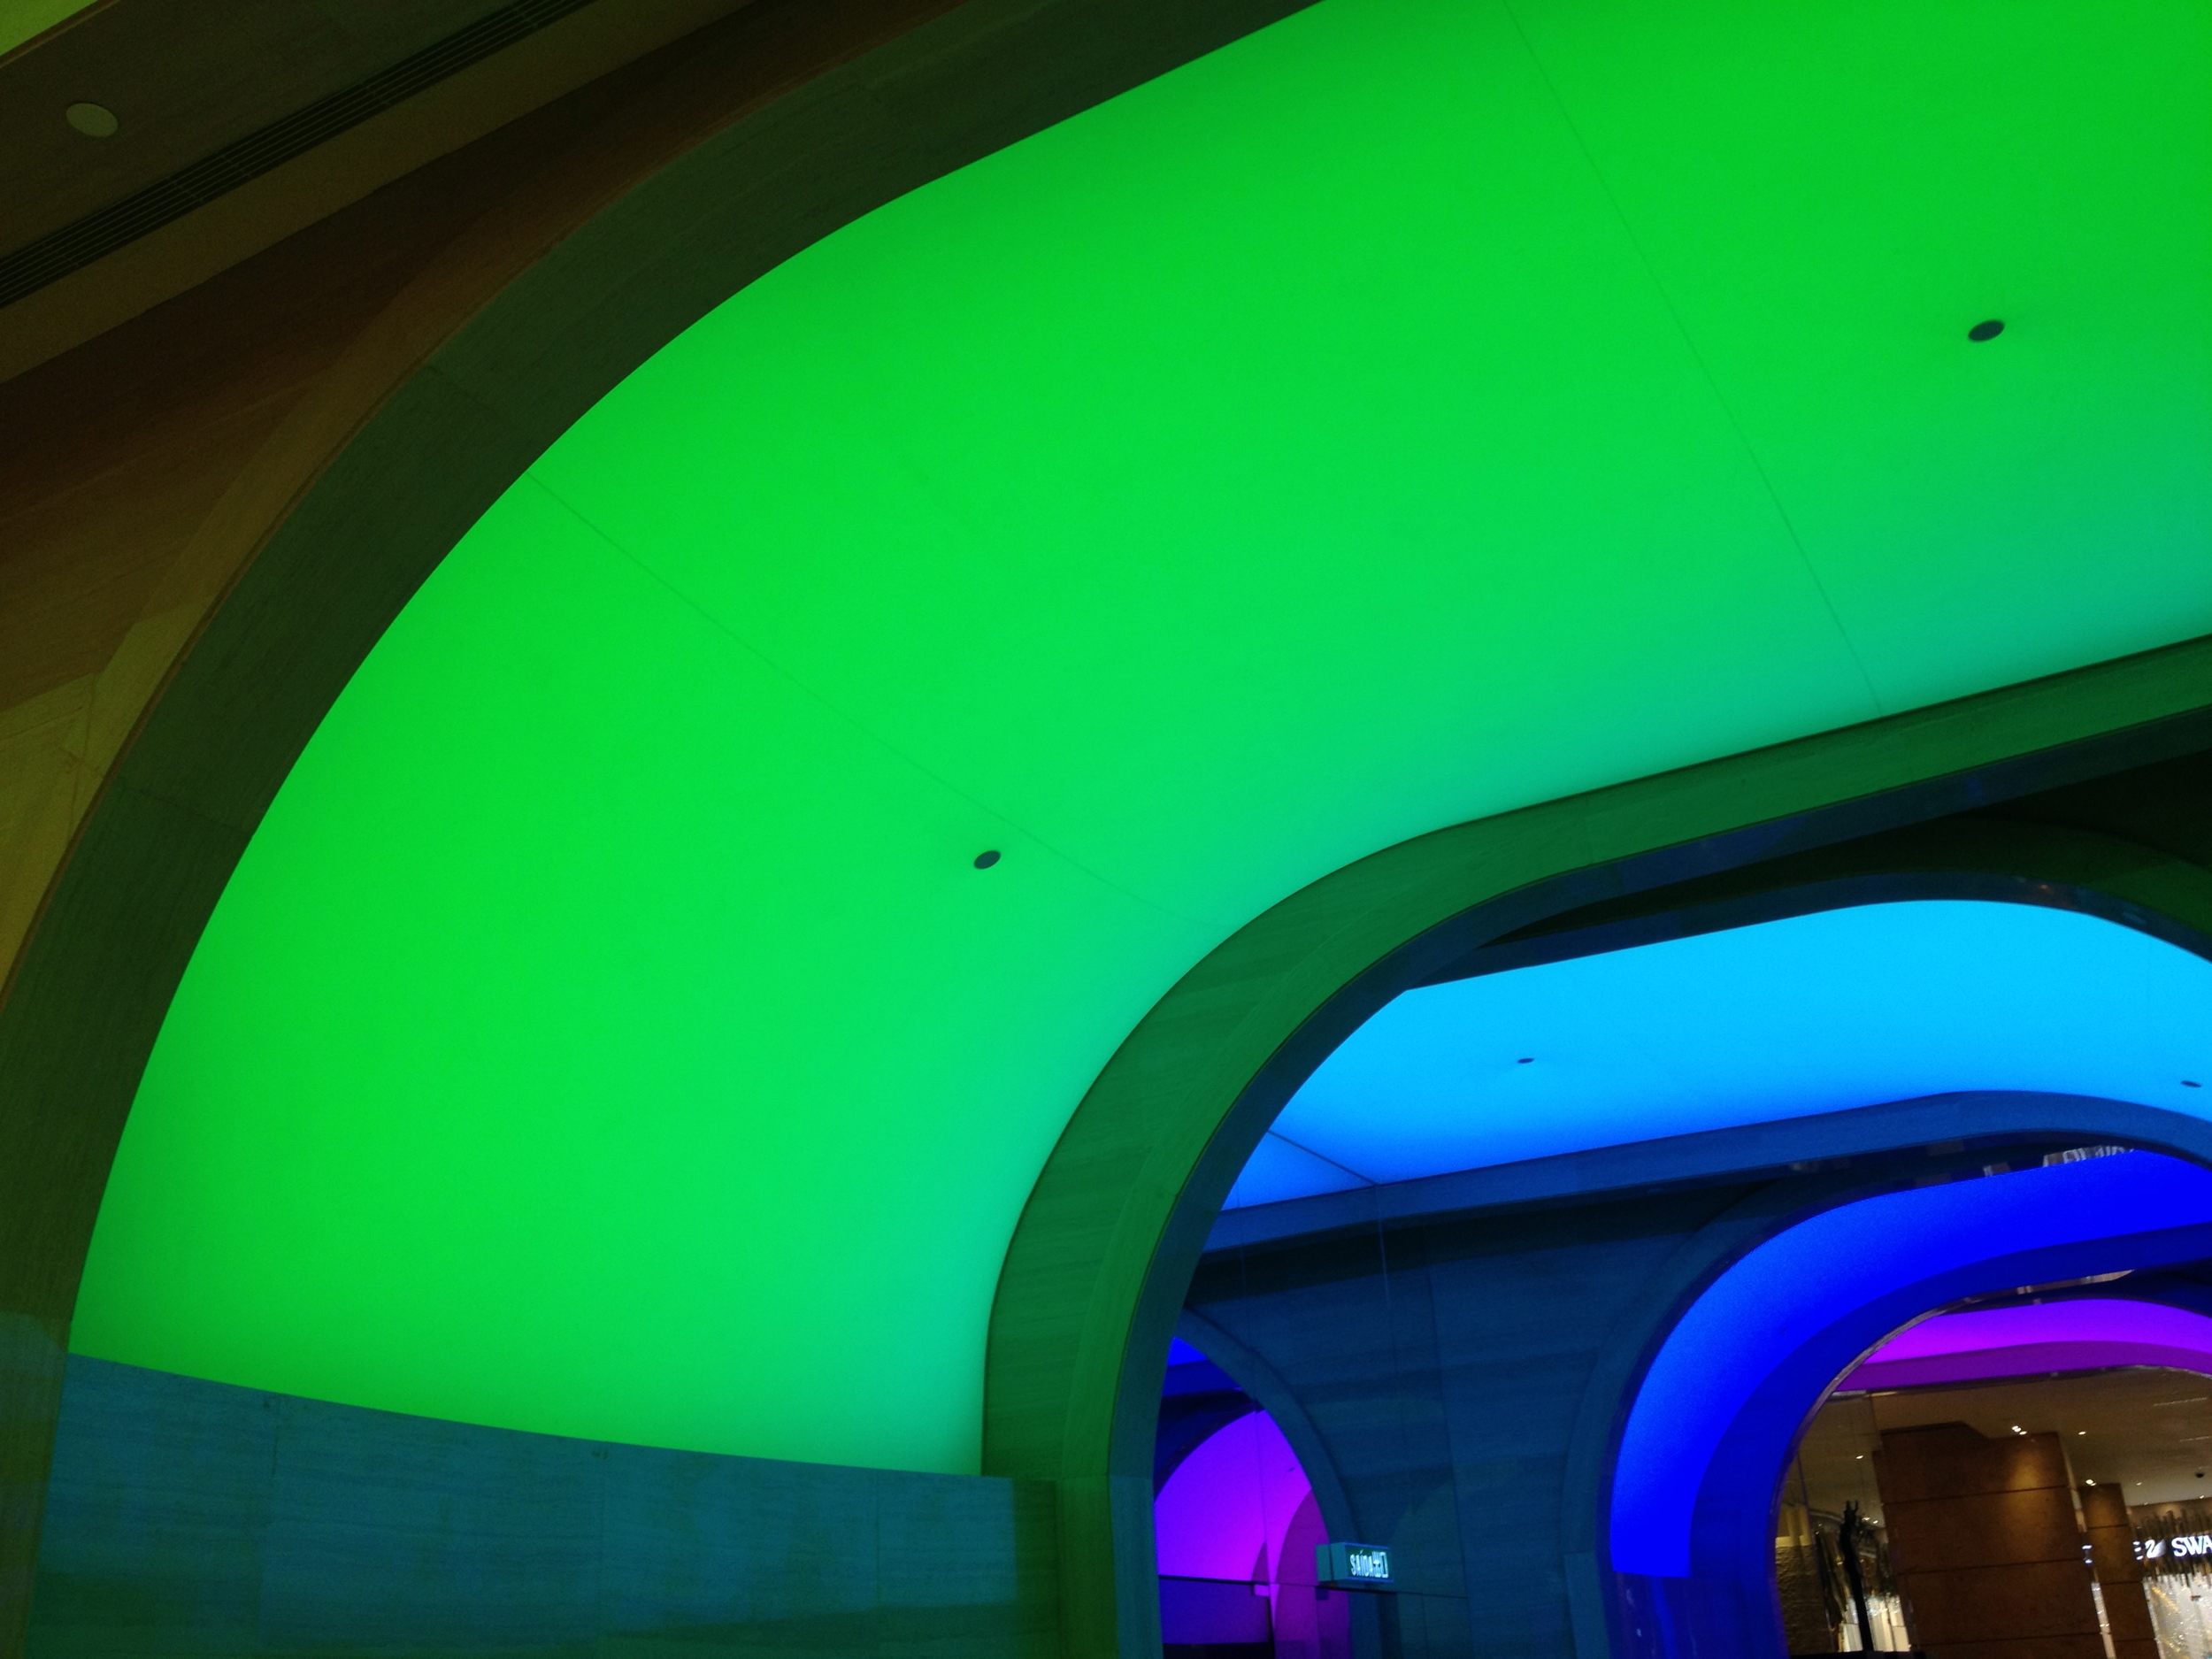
1176 1310 1356 1552
1845 1297 2212 1391
1153 1325 1356 1655
1606 1149 2212 1659
3 3 2212 1655
1031 823 2212 1650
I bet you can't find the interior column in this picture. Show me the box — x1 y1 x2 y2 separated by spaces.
2078 1481 2158 1659
1875 1422 2103 1659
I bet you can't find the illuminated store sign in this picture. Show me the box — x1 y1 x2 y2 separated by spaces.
2136 1536 2212 1561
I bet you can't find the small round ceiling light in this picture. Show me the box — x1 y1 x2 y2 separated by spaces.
65 102 118 138
972 849 1001 869
1967 319 2005 342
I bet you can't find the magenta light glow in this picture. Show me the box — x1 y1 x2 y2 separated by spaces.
1155 1408 1314 1583
1840 1298 2212 1391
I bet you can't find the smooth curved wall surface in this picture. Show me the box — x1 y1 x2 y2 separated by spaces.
70 0 2212 1479
1842 1298 2212 1390
1611 1152 2212 1658
1154 1410 1312 1586
1238 900 2212 1202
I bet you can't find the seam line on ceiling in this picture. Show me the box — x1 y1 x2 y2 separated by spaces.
1262 1129 1375 1188
518 468 1225 933
1493 0 1886 719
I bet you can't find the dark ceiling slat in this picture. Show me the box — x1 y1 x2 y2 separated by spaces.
0 0 598 311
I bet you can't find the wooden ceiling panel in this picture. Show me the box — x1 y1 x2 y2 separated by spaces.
0 0 516 256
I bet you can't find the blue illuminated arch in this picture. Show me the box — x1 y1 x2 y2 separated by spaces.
1608 1150 2212 1659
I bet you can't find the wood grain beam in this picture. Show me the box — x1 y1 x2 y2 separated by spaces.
0 0 764 381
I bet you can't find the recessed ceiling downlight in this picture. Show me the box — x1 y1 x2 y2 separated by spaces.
65 103 118 138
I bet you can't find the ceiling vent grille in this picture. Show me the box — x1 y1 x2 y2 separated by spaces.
0 0 600 311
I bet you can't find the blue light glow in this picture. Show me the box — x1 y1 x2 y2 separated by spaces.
1610 1151 2212 1578
1233 901 2212 1206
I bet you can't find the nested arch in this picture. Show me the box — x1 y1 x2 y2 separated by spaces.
995 774 2212 1655
1600 1140 2212 1659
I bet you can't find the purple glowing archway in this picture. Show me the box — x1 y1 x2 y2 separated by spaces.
1155 1385 1350 1655
1156 1409 1317 1584
1841 1297 2212 1391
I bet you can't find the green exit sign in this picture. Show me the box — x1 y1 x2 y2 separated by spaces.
1317 1542 1394 1590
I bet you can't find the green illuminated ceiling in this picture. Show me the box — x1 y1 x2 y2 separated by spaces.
74 0 2212 1473
0 0 91 57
